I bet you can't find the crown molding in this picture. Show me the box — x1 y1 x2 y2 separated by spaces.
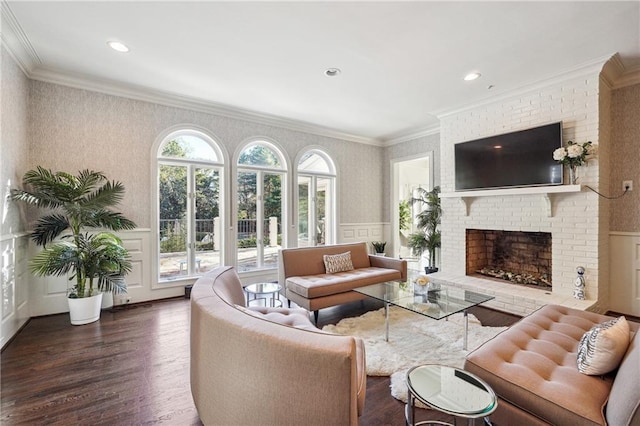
600 53 625 89
28 66 381 147
613 67 640 89
435 53 614 120
0 1 40 74
382 123 440 146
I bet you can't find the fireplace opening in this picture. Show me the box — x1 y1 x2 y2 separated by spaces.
466 229 552 290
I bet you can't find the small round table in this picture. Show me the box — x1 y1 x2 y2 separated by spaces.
244 283 283 308
406 364 497 426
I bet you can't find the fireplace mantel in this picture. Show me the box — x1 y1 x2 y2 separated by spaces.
440 185 581 217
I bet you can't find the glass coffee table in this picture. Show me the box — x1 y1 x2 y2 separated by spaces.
354 281 494 350
406 364 497 426
244 283 283 308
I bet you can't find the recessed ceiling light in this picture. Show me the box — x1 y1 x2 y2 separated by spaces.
464 72 481 81
325 68 341 77
107 41 130 53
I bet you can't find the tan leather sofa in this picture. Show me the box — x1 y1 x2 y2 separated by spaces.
280 242 407 321
465 304 640 425
190 266 366 425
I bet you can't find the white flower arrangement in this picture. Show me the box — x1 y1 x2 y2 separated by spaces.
552 141 593 167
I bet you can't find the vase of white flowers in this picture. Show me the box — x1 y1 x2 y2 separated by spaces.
553 141 593 184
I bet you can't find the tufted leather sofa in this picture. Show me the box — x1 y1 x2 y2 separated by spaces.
465 304 640 425
190 266 366 425
280 242 407 321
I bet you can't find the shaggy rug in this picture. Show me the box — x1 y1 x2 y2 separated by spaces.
322 306 507 404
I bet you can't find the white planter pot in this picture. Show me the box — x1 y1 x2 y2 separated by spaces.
101 291 114 309
68 293 103 325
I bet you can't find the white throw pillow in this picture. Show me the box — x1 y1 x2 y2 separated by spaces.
323 251 354 274
577 316 630 375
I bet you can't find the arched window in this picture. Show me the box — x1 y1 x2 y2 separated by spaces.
297 149 336 247
236 141 287 272
156 130 224 281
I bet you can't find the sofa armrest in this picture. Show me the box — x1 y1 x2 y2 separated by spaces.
368 255 407 281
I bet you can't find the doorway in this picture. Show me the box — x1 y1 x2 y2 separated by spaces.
391 153 433 270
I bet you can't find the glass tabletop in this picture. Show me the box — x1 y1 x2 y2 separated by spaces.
353 281 494 320
407 364 496 416
244 282 282 295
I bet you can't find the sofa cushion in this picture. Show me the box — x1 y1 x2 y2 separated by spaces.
464 305 619 426
606 328 640 425
323 251 355 274
577 316 630 375
235 305 318 330
286 267 402 299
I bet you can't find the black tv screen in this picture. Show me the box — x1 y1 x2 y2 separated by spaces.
455 122 563 191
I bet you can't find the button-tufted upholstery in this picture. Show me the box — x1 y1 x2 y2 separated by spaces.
190 266 366 425
465 304 639 426
280 242 407 316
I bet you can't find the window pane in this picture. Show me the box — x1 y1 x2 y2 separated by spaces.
298 151 331 173
159 164 188 279
238 144 281 168
263 173 282 269
161 135 218 162
195 167 221 273
298 176 311 247
237 172 257 272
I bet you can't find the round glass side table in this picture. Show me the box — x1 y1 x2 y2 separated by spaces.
406 364 497 426
244 283 283 308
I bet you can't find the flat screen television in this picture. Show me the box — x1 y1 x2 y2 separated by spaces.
454 122 563 191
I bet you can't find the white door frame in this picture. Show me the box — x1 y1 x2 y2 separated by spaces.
390 152 434 261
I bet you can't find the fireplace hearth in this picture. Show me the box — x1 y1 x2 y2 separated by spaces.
466 229 552 290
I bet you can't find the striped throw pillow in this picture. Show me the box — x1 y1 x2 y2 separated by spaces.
577 316 630 375
323 251 354 274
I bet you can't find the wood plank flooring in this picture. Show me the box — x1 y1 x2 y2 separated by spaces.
1 297 520 425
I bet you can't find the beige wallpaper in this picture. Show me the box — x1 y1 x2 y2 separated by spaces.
27 81 385 228
1 46 30 236
610 83 640 232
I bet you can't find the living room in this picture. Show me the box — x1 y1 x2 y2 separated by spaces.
2 1 640 424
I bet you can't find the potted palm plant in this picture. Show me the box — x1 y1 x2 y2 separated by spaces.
407 186 441 274
12 167 136 325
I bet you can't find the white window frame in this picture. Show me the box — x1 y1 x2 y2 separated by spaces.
234 139 288 273
295 148 337 247
152 127 226 286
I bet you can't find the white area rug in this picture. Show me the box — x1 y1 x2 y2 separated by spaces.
322 306 507 404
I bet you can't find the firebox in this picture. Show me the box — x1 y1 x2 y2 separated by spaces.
466 229 552 289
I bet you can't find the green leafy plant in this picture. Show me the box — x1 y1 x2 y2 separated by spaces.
371 241 387 253
407 186 441 269
399 200 411 231
31 232 132 298
11 167 137 297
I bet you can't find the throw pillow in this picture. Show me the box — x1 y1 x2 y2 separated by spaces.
323 251 354 274
577 316 630 375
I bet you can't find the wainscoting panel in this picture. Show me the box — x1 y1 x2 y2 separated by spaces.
28 229 184 317
1 233 30 348
339 223 391 254
609 232 640 316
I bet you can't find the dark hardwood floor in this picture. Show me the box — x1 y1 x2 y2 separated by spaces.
1 297 520 425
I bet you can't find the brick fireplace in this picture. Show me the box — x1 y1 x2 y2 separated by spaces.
466 229 552 289
433 65 610 315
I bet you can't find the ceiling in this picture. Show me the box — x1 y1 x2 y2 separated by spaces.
3 1 640 144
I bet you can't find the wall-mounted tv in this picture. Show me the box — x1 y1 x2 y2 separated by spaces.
455 122 563 191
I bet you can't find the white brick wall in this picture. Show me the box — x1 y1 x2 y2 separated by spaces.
439 73 604 305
